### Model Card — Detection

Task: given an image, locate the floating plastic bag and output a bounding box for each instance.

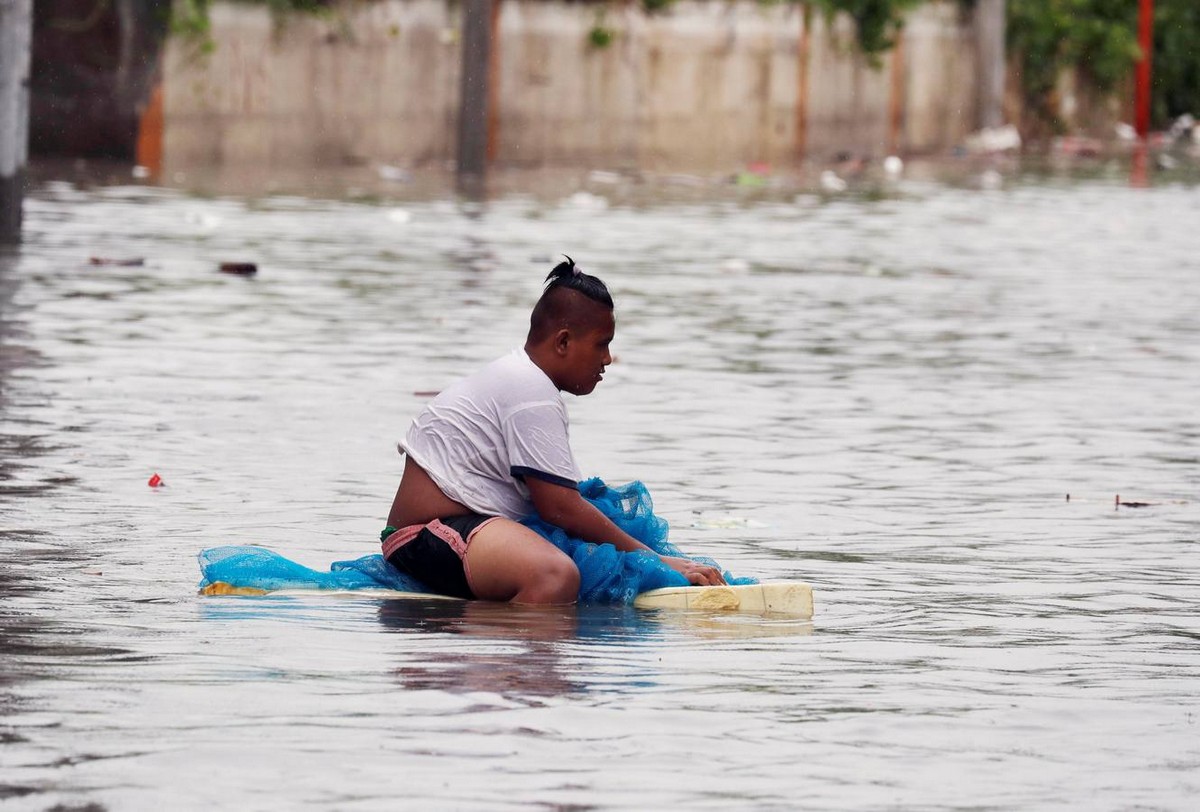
[197,545,431,594]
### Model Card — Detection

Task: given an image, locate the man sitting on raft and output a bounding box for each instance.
[382,258,725,605]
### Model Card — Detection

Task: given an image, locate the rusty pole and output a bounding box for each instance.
[1135,0,1154,138]
[888,32,905,155]
[795,4,812,164]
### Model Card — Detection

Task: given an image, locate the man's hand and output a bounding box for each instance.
[661,556,726,586]
[525,479,728,587]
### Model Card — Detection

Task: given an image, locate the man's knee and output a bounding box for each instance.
[524,554,579,605]
[547,555,581,599]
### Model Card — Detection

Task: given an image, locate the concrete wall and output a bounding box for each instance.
[164,0,460,169]
[162,0,984,173]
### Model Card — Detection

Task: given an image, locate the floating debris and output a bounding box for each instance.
[964,124,1022,154]
[376,164,412,183]
[1167,113,1195,143]
[979,169,1003,191]
[564,191,608,211]
[148,473,165,488]
[1155,153,1179,171]
[735,170,767,188]
[586,170,623,185]
[1053,135,1104,157]
[819,170,847,193]
[89,257,144,267]
[1115,122,1138,142]
[691,513,769,530]
[219,262,258,276]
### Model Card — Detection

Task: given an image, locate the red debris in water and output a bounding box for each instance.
[148,473,164,488]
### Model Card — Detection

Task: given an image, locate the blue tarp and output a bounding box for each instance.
[197,478,754,605]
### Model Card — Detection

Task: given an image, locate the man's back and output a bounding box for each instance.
[401,348,581,520]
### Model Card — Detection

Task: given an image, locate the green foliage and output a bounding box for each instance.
[812,0,923,59]
[169,0,331,51]
[1153,1,1200,125]
[169,0,215,53]
[1009,0,1200,129]
[1008,0,1137,95]
[642,0,674,13]
[588,24,615,49]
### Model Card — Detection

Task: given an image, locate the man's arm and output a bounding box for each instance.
[525,477,726,586]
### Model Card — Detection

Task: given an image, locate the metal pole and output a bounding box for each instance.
[457,0,494,182]
[486,0,501,164]
[888,31,905,154]
[1135,0,1154,138]
[976,0,1006,130]
[1,0,32,244]
[795,4,811,163]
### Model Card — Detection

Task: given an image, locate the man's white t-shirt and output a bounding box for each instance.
[400,348,581,520]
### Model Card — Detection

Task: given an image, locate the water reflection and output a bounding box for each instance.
[379,600,586,698]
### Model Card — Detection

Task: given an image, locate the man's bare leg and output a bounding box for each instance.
[465,519,580,605]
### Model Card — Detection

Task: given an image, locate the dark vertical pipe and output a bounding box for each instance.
[486,0,501,164]
[457,0,494,181]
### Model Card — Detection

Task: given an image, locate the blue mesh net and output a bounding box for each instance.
[197,479,755,604]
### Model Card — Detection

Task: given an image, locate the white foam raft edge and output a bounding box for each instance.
[201,580,814,618]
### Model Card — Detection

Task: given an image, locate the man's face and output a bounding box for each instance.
[562,310,615,396]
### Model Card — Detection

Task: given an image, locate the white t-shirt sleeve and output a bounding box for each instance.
[502,401,580,489]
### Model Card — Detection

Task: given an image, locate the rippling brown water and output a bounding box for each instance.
[2,162,1198,809]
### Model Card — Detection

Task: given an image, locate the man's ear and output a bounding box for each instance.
[553,328,571,356]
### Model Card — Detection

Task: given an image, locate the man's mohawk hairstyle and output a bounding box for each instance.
[544,255,613,309]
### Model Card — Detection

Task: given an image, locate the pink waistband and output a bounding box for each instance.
[381,517,501,561]
[381,524,423,559]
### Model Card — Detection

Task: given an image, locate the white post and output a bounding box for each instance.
[976,0,1006,130]
[1,0,32,243]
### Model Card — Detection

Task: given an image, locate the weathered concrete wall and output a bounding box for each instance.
[162,0,985,173]
[164,0,460,168]
[902,1,979,153]
[495,1,804,170]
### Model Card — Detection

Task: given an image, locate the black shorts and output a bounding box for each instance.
[380,514,499,599]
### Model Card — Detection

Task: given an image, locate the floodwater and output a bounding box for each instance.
[2,160,1198,810]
